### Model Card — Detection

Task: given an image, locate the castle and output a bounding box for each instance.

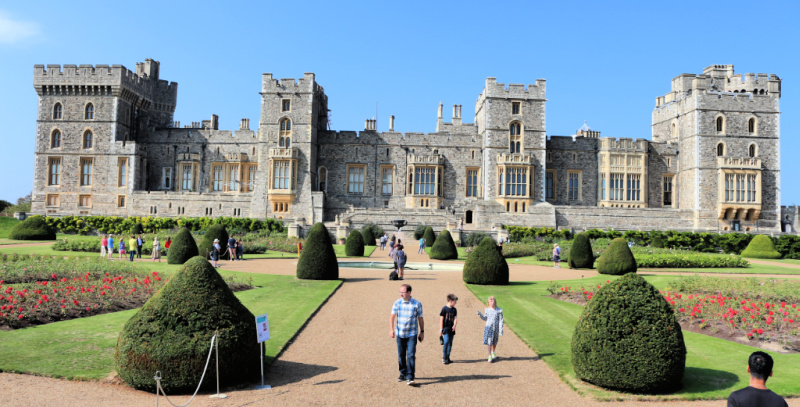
[31,60,792,235]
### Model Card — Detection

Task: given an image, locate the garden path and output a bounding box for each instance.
[747,258,800,269]
[3,242,800,406]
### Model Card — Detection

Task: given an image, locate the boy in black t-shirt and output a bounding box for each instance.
[439,294,458,364]
[727,351,788,407]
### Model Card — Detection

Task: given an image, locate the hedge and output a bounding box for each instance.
[740,234,782,259]
[362,227,376,247]
[198,224,230,259]
[167,228,199,264]
[297,223,339,280]
[9,215,56,240]
[568,232,594,269]
[345,230,365,257]
[41,215,283,236]
[413,225,427,240]
[423,226,436,247]
[463,237,508,285]
[505,225,573,241]
[430,229,458,260]
[596,238,637,275]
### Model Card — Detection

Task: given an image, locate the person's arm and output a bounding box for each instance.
[453,315,457,333]
[390,313,396,338]
[477,310,487,320]
[499,310,504,336]
[439,315,444,337]
[418,316,424,341]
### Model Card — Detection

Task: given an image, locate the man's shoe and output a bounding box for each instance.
[407,378,415,385]
[442,358,447,364]
[398,376,404,382]
[446,357,453,364]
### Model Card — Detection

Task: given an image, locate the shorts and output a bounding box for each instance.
[120,250,126,254]
[552,255,560,262]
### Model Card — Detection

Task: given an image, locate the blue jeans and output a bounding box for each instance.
[442,332,454,360]
[396,336,417,380]
[129,250,135,261]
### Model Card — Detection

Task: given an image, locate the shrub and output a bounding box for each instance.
[9,215,56,240]
[464,232,489,247]
[345,230,365,256]
[413,224,427,240]
[571,273,686,393]
[198,224,230,259]
[362,227,376,247]
[430,229,458,260]
[650,234,664,248]
[596,238,637,275]
[423,226,436,247]
[297,223,339,280]
[775,235,800,259]
[568,232,594,269]
[115,256,258,392]
[740,234,782,259]
[463,237,508,285]
[131,222,144,235]
[584,229,607,240]
[167,228,199,264]
[362,222,384,240]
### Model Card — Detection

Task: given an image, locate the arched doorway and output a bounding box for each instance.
[465,210,473,224]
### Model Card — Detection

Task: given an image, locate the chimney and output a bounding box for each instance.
[240,118,250,130]
[438,101,443,119]
[389,115,395,132]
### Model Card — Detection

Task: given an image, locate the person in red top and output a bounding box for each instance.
[164,237,171,256]
[100,235,108,258]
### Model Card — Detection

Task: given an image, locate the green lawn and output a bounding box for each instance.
[0,270,341,380]
[0,217,20,239]
[467,275,800,401]
[640,262,800,275]
[424,246,469,261]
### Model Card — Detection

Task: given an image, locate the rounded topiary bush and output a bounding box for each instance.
[740,234,782,259]
[9,215,56,240]
[131,222,144,235]
[571,273,686,393]
[651,234,664,248]
[198,224,229,259]
[413,224,426,240]
[423,226,436,247]
[597,237,637,275]
[297,223,339,280]
[463,237,509,285]
[464,232,489,247]
[345,230,365,256]
[167,228,199,264]
[430,229,458,260]
[115,256,259,393]
[362,222,384,241]
[362,227,376,247]
[568,232,594,269]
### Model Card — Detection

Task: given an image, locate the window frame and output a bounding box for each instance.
[53,103,63,120]
[117,195,126,208]
[663,174,674,207]
[281,99,291,112]
[466,167,481,198]
[161,167,173,190]
[48,157,61,186]
[83,130,93,149]
[347,164,366,195]
[46,194,60,207]
[85,103,95,120]
[567,170,581,201]
[80,157,94,187]
[78,194,92,208]
[511,101,521,115]
[118,157,128,187]
[380,165,394,196]
[51,129,62,149]
[545,169,556,200]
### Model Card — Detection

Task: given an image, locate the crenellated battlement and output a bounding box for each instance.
[318,130,481,147]
[657,65,781,107]
[479,77,546,100]
[599,137,649,152]
[261,72,323,94]
[546,135,600,151]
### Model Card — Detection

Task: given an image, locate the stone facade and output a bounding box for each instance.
[31,61,786,234]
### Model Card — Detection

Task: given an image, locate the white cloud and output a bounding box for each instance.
[0,11,40,44]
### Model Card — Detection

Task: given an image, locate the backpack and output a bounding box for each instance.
[389,271,399,280]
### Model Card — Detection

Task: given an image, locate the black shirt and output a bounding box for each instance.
[727,386,788,407]
[440,306,457,334]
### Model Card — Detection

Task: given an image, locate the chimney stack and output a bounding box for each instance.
[389,115,395,132]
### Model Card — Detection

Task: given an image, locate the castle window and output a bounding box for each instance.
[318,167,327,192]
[547,152,552,162]
[83,131,93,149]
[663,175,673,207]
[748,118,756,134]
[716,143,725,157]
[272,160,294,190]
[546,170,556,200]
[568,171,581,201]
[381,165,394,195]
[736,174,745,202]
[749,144,757,158]
[181,163,195,190]
[572,153,577,163]
[671,122,678,139]
[600,173,606,201]
[48,157,61,186]
[243,164,257,192]
[386,148,390,157]
[53,103,62,120]
[78,194,92,208]
[212,165,224,191]
[471,150,475,160]
[466,168,480,198]
[724,173,735,201]
[46,194,60,207]
[347,165,366,194]
[414,166,439,195]
[716,116,725,133]
[509,121,522,153]
[85,103,94,120]
[118,158,127,187]
[51,130,62,148]
[281,99,291,112]
[610,173,623,201]
[228,164,240,192]
[626,174,640,201]
[280,118,292,149]
[162,167,172,190]
[747,174,757,202]
[512,101,521,115]
[117,195,126,208]
[80,157,93,187]
[500,166,528,197]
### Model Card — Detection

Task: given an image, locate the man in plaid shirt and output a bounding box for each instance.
[390,283,425,385]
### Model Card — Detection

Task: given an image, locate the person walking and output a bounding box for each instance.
[552,243,561,268]
[211,238,221,268]
[237,238,244,260]
[107,235,114,260]
[118,239,126,260]
[388,235,396,257]
[136,235,143,259]
[439,294,458,364]
[418,237,425,254]
[390,284,424,386]
[152,236,162,262]
[477,296,504,362]
[228,236,237,261]
[396,244,407,280]
[380,233,387,251]
[128,236,137,261]
[727,351,788,406]
[100,235,107,258]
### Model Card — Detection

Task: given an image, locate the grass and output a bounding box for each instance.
[424,246,469,261]
[467,275,800,400]
[0,217,20,239]
[0,269,341,380]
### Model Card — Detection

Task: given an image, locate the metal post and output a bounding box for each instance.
[254,341,271,389]
[209,331,228,399]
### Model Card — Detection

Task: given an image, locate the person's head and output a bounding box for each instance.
[109,234,113,238]
[446,293,458,307]
[214,238,219,244]
[399,284,412,301]
[131,235,135,239]
[554,243,559,248]
[397,244,403,251]
[487,296,497,308]
[748,351,774,381]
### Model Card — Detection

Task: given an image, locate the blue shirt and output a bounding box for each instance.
[392,297,423,338]
[107,238,114,248]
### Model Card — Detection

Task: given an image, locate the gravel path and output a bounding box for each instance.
[2,234,799,406]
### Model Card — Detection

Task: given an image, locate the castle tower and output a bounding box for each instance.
[474,77,547,212]
[256,73,329,224]
[652,65,781,231]
[31,60,177,216]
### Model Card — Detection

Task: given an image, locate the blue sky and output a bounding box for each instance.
[0,1,797,206]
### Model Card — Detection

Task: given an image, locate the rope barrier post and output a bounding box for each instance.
[209,329,228,399]
[154,371,162,407]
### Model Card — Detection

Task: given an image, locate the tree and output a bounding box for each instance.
[0,200,12,213]
[596,237,637,275]
[297,223,339,280]
[462,237,509,285]
[423,226,436,247]
[345,230,365,256]
[167,228,199,264]
[9,215,56,240]
[198,224,230,260]
[568,232,594,269]
[362,227,376,247]
[430,229,458,260]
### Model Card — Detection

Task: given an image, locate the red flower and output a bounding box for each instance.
[757,328,764,334]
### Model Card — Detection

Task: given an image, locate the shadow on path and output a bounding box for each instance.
[266,360,338,386]
[416,374,512,386]
[453,356,541,364]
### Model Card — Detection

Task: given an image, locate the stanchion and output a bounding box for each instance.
[254,341,271,390]
[209,329,228,399]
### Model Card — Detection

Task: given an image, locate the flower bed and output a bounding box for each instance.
[548,277,800,352]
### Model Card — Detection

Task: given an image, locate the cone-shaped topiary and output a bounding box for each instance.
[9,215,56,240]
[651,234,664,248]
[131,222,144,235]
[596,237,637,275]
[413,224,427,240]
[297,223,339,280]
[568,232,594,269]
[423,226,436,247]
[167,228,199,264]
[740,234,782,259]
[430,229,458,260]
[463,237,509,285]
[362,227,376,247]
[115,256,259,393]
[571,273,686,393]
[345,230,365,256]
[198,224,229,260]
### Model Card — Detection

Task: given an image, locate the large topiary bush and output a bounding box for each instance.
[596,237,637,275]
[345,230,365,256]
[568,232,594,269]
[571,273,686,393]
[198,224,229,259]
[413,224,427,240]
[430,229,458,260]
[650,234,664,248]
[423,226,436,247]
[167,228,199,264]
[463,237,509,285]
[464,232,489,247]
[115,256,259,393]
[131,222,144,235]
[9,215,56,240]
[362,227,376,247]
[362,222,384,241]
[740,234,782,259]
[297,223,339,280]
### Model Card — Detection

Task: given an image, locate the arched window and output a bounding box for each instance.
[749,144,757,158]
[509,121,522,153]
[716,143,725,157]
[760,89,765,95]
[280,118,291,148]
[51,130,61,148]
[716,116,724,133]
[279,137,285,147]
[748,118,756,134]
[671,122,677,139]
[85,103,94,120]
[319,167,327,192]
[53,103,62,120]
[83,131,93,149]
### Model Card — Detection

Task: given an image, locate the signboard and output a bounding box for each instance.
[256,314,270,343]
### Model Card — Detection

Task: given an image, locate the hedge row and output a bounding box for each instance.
[505,226,573,241]
[41,215,283,235]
